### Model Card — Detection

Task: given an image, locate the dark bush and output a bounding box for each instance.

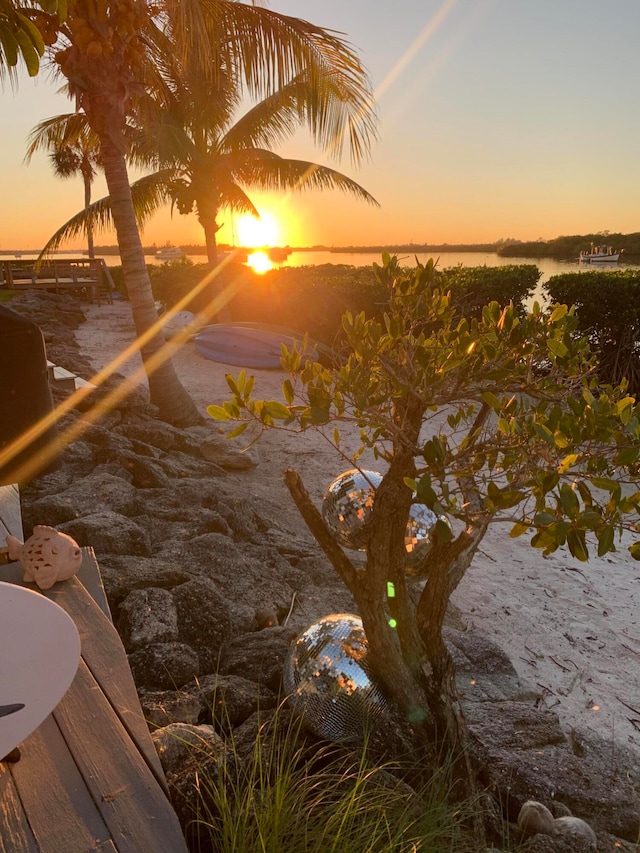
[437,264,540,320]
[544,269,640,393]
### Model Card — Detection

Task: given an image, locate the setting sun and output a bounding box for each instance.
[235,211,279,248]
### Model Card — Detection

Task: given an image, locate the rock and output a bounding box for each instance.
[468,702,640,842]
[151,722,227,840]
[128,642,199,690]
[172,578,234,673]
[59,510,152,557]
[554,816,597,849]
[222,627,296,692]
[96,555,192,607]
[194,674,278,731]
[119,587,179,650]
[200,432,258,470]
[27,472,140,525]
[139,689,203,730]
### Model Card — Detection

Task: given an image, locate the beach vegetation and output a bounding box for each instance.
[24,0,376,425]
[545,268,640,395]
[145,260,538,348]
[210,254,640,823]
[174,706,474,853]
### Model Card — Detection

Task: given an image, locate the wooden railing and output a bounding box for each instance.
[0,259,113,304]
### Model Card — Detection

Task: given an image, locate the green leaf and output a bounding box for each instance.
[534,423,554,445]
[481,391,501,411]
[434,519,454,542]
[549,304,568,323]
[510,522,529,538]
[547,338,568,358]
[567,529,588,561]
[282,378,294,405]
[597,525,615,557]
[629,542,640,561]
[207,405,231,421]
[559,484,580,519]
[265,401,293,420]
[614,447,639,466]
[227,422,248,439]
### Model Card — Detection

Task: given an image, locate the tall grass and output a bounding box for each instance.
[184,709,475,853]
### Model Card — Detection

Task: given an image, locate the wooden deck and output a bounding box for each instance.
[0,488,188,853]
[0,259,113,305]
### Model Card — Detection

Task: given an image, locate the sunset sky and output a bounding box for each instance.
[2,0,640,250]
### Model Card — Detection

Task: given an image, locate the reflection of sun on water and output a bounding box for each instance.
[247,251,272,274]
[235,211,279,274]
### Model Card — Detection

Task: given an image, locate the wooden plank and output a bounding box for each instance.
[0,484,23,564]
[0,762,38,853]
[43,579,166,790]
[76,548,112,621]
[52,661,188,853]
[9,715,113,853]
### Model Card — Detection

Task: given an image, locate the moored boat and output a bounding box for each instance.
[578,244,621,263]
[154,245,184,261]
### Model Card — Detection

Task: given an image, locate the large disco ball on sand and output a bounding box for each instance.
[321,469,383,550]
[283,614,388,742]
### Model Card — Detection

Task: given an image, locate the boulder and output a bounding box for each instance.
[128,642,199,690]
[119,587,179,650]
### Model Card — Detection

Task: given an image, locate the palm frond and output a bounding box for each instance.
[38,169,176,259]
[226,153,379,205]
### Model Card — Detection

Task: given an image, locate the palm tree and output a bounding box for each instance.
[0,0,51,79]
[39,77,379,270]
[32,0,377,426]
[25,113,101,257]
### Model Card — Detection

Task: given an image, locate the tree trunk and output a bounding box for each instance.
[99,138,201,426]
[196,197,231,321]
[82,166,95,259]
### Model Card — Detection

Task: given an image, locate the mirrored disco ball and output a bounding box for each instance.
[283,614,388,742]
[321,469,383,550]
[404,505,452,579]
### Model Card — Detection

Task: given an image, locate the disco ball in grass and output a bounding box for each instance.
[283,614,389,743]
[321,469,383,550]
[404,505,453,579]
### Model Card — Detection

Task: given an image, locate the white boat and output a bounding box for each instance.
[154,245,184,261]
[578,244,621,263]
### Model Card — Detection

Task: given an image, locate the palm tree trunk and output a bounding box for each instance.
[197,200,231,321]
[99,137,201,426]
[82,167,95,259]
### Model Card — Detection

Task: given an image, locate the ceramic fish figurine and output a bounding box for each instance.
[6,525,82,590]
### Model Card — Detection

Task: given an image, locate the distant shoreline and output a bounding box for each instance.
[0,242,500,256]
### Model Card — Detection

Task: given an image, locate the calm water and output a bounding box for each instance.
[8,249,637,306]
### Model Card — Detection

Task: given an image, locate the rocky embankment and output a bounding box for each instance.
[7,291,640,851]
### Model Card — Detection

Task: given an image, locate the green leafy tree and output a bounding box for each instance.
[210,255,640,808]
[29,0,376,424]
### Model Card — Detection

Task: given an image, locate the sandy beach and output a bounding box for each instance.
[75,299,640,754]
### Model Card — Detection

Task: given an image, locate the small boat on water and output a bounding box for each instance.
[578,244,621,263]
[154,245,184,261]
